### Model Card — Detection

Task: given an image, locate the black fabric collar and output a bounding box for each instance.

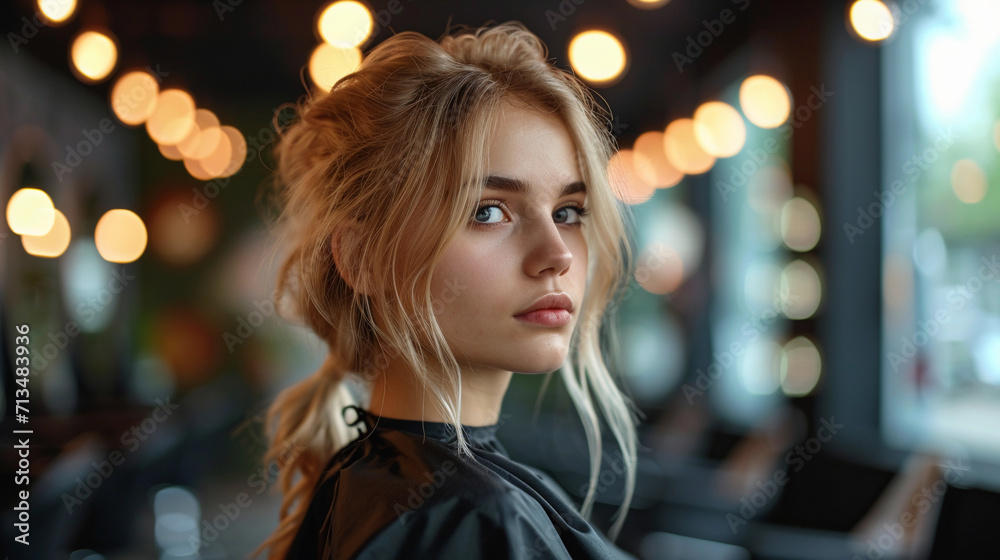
[342,404,502,447]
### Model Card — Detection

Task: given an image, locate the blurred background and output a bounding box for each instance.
[2,0,1000,558]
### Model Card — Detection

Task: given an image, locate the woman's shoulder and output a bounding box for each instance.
[326,427,512,501]
[352,490,569,560]
[296,429,517,558]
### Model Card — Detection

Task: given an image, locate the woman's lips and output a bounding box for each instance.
[514,309,571,327]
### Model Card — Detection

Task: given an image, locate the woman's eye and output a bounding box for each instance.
[474,205,505,225]
[554,205,587,225]
[471,202,589,228]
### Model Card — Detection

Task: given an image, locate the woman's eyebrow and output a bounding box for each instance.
[482,175,586,196]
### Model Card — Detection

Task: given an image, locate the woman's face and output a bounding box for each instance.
[429,100,589,376]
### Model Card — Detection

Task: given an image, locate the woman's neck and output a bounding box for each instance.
[366,352,512,427]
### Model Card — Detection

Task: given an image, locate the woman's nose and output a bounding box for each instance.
[522,216,574,278]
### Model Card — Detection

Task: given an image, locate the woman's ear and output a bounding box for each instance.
[331,219,366,294]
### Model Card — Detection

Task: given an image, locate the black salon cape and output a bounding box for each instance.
[285,405,638,560]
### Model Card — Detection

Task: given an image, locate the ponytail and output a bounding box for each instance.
[252,355,358,559]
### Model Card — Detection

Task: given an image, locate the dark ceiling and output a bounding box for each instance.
[4,0,823,145]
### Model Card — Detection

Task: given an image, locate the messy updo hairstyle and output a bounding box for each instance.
[255,20,640,559]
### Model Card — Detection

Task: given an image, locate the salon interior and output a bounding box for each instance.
[2,0,1000,558]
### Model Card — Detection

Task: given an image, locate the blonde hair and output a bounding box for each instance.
[255,20,640,559]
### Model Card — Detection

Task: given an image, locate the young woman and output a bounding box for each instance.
[255,20,641,560]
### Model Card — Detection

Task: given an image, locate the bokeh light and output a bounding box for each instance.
[663,118,715,174]
[951,158,987,203]
[6,187,55,235]
[608,149,656,204]
[146,89,197,145]
[22,208,71,257]
[741,339,782,395]
[111,70,160,126]
[780,259,822,319]
[633,131,683,188]
[626,0,671,8]
[70,30,118,82]
[95,209,147,263]
[568,30,627,85]
[218,126,247,177]
[309,43,363,92]
[780,336,822,396]
[739,75,792,129]
[149,190,220,266]
[849,0,894,42]
[177,109,222,160]
[192,129,232,178]
[780,196,821,251]
[635,242,684,295]
[317,1,374,48]
[693,101,747,158]
[38,0,77,25]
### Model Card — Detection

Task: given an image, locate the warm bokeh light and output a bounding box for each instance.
[178,109,222,160]
[218,125,247,177]
[739,75,792,129]
[309,43,363,92]
[780,336,822,396]
[693,101,747,158]
[70,30,118,82]
[111,71,160,126]
[608,149,656,204]
[6,187,55,236]
[780,259,822,319]
[158,142,184,161]
[146,89,197,145]
[149,190,219,265]
[317,0,373,48]
[568,30,627,85]
[663,118,715,174]
[635,242,684,294]
[183,158,215,181]
[780,196,821,251]
[22,208,70,257]
[626,0,671,8]
[152,308,222,387]
[194,130,233,178]
[951,159,987,203]
[849,0,894,42]
[38,0,77,24]
[95,209,147,263]
[633,131,683,188]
